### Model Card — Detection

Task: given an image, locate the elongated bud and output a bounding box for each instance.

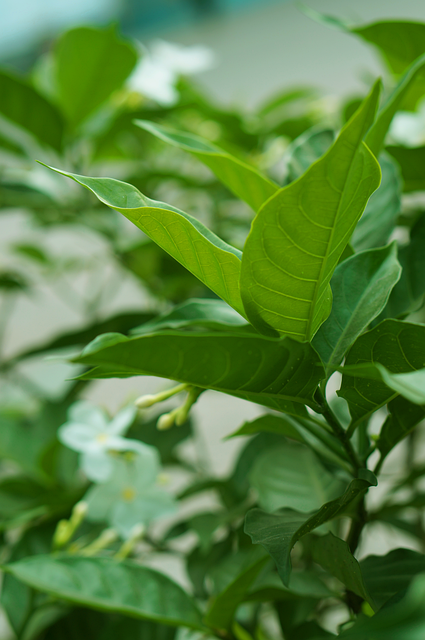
[175,387,203,426]
[135,383,187,409]
[52,520,70,550]
[115,524,145,560]
[80,528,118,556]
[157,409,178,430]
[52,501,88,550]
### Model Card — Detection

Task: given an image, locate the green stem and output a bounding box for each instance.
[346,496,367,554]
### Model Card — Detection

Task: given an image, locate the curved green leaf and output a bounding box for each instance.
[2,555,204,631]
[72,330,324,415]
[387,145,425,192]
[285,127,335,183]
[313,243,401,374]
[135,120,278,212]
[54,26,137,127]
[240,82,381,341]
[338,320,425,428]
[378,395,425,459]
[244,476,376,586]
[41,166,245,316]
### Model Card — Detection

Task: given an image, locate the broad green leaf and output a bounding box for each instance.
[378,396,425,458]
[240,82,381,341]
[360,548,425,610]
[72,330,325,415]
[387,144,425,192]
[135,120,278,212]
[131,299,249,335]
[42,166,245,316]
[249,441,343,512]
[338,320,425,428]
[340,363,425,405]
[0,70,64,150]
[313,243,401,374]
[227,414,306,442]
[311,533,375,609]
[244,477,376,586]
[339,574,425,639]
[204,555,269,631]
[247,569,333,602]
[351,154,401,251]
[2,555,205,631]
[285,128,335,182]
[54,26,137,127]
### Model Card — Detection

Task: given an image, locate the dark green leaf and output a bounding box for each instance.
[244,477,376,585]
[338,320,425,428]
[285,128,335,182]
[0,70,64,150]
[360,548,425,609]
[227,414,305,442]
[247,568,333,602]
[3,555,205,630]
[240,83,381,341]
[54,26,137,127]
[311,533,375,609]
[378,395,425,458]
[135,120,278,212]
[313,243,401,373]
[387,144,425,192]
[72,330,324,415]
[43,166,245,316]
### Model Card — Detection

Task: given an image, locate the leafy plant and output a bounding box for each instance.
[2,13,425,640]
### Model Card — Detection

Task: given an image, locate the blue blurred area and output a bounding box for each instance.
[0,0,286,65]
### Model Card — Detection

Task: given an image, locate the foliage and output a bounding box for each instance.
[1,13,425,640]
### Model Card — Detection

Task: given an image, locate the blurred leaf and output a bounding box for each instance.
[378,395,425,458]
[3,555,205,630]
[135,120,278,212]
[311,533,375,609]
[247,568,333,602]
[240,83,381,340]
[244,477,376,586]
[228,414,305,442]
[129,413,192,465]
[386,145,425,191]
[313,243,401,374]
[249,441,343,512]
[0,270,29,291]
[12,243,52,265]
[54,26,137,127]
[285,128,334,182]
[44,166,245,316]
[338,320,425,428]
[73,330,324,415]
[0,70,64,150]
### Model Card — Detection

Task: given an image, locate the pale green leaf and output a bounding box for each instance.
[135,120,278,212]
[240,83,381,341]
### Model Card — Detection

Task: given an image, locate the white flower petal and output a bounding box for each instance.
[108,405,137,436]
[58,422,100,453]
[80,451,114,482]
[68,401,108,430]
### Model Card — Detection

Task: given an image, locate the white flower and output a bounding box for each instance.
[58,401,149,482]
[83,452,177,538]
[128,40,215,106]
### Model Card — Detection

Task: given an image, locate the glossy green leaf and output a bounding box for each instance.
[228,414,306,442]
[285,128,335,182]
[131,299,249,335]
[240,82,381,341]
[247,568,333,602]
[42,166,245,316]
[249,441,343,512]
[351,154,401,251]
[313,243,401,374]
[135,120,278,212]
[204,555,268,631]
[378,395,425,458]
[72,330,324,415]
[340,363,425,405]
[2,555,205,630]
[339,320,425,427]
[311,533,375,609]
[244,477,376,585]
[360,548,425,610]
[0,70,64,150]
[339,574,425,639]
[386,144,425,192]
[54,26,137,127]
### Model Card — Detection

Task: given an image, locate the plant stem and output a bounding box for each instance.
[346,496,367,554]
[315,389,361,472]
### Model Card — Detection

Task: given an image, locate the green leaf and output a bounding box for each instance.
[360,548,425,610]
[285,128,335,182]
[227,414,306,442]
[54,26,137,127]
[2,555,205,631]
[248,441,343,512]
[351,154,401,251]
[311,533,375,609]
[240,82,381,341]
[135,120,278,212]
[338,320,425,428]
[339,574,425,639]
[247,568,333,602]
[42,166,245,316]
[244,477,376,586]
[386,145,425,192]
[72,330,324,415]
[378,396,425,458]
[313,243,401,374]
[0,70,64,151]
[131,299,249,335]
[204,555,269,631]
[340,363,425,405]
